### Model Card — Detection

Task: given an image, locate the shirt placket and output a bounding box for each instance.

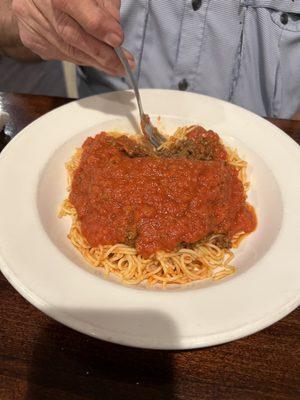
[172,0,209,92]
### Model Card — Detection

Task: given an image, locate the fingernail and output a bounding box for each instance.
[104,33,122,47]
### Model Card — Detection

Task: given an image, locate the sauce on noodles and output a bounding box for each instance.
[69,127,256,258]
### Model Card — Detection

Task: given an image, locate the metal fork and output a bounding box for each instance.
[115,47,165,148]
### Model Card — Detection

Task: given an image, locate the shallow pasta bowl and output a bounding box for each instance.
[0,89,299,349]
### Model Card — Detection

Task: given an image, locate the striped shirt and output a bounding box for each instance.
[78,0,300,118]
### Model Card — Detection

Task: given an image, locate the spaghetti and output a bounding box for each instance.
[59,126,256,287]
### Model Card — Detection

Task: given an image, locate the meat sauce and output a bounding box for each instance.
[70,127,256,258]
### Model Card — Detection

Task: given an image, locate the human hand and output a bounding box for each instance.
[12,0,135,75]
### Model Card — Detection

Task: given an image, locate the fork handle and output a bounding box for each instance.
[115,47,144,119]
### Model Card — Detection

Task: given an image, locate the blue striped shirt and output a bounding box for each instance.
[77,0,300,118]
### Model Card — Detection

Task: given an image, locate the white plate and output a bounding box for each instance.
[0,89,299,350]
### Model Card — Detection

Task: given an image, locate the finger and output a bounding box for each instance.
[14,0,129,73]
[16,1,128,75]
[53,11,136,74]
[17,18,122,75]
[52,0,123,47]
[17,20,68,61]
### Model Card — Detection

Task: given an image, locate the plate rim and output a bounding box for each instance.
[1,249,299,350]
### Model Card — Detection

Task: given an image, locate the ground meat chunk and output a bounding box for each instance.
[210,235,232,249]
[181,234,232,250]
[124,226,138,247]
[116,135,154,157]
[158,138,215,160]
[157,126,228,161]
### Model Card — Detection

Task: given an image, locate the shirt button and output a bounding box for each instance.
[178,79,189,91]
[192,0,202,11]
[280,13,288,25]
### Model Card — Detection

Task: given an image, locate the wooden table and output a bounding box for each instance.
[0,93,299,400]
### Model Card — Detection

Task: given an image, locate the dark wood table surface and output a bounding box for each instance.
[0,92,299,400]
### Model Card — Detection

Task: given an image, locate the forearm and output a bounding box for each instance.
[0,0,40,61]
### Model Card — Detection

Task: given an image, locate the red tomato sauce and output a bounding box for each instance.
[70,129,256,258]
